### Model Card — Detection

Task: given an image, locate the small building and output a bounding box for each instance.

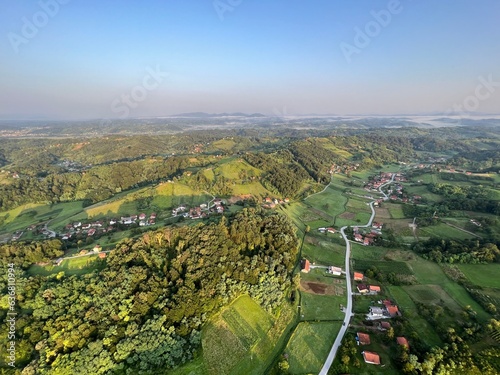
[387,305,400,317]
[328,266,342,276]
[357,284,369,294]
[98,252,107,259]
[356,332,371,345]
[397,337,409,348]
[368,307,385,318]
[369,285,381,294]
[327,227,336,234]
[362,351,381,365]
[378,321,391,331]
[354,272,364,281]
[354,234,363,242]
[139,213,147,220]
[301,259,311,273]
[93,244,102,253]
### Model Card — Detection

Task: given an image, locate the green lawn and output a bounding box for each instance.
[458,264,500,289]
[300,291,346,321]
[285,322,341,374]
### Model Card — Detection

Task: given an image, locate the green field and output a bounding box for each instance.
[27,254,104,277]
[285,322,341,374]
[353,259,414,275]
[305,185,347,220]
[201,295,293,375]
[386,286,442,347]
[408,257,490,322]
[302,235,345,266]
[351,243,388,261]
[458,264,500,288]
[300,291,346,321]
[418,223,476,240]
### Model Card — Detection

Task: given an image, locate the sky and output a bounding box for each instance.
[0,0,499,120]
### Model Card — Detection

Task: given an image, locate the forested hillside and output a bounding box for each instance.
[0,209,298,374]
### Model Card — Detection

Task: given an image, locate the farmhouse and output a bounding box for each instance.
[397,337,409,348]
[362,351,381,365]
[356,332,371,345]
[354,272,364,281]
[354,234,363,242]
[327,227,337,234]
[301,259,311,273]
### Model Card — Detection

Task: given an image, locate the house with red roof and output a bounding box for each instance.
[354,272,364,281]
[301,259,310,273]
[387,305,400,317]
[356,332,371,345]
[397,337,409,348]
[369,285,381,293]
[378,321,391,331]
[362,351,381,365]
[357,284,369,294]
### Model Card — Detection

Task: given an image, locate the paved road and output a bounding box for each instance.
[319,173,394,375]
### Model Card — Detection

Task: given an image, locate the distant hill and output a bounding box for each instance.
[172,112,266,118]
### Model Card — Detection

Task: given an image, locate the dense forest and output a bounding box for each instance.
[0,209,299,374]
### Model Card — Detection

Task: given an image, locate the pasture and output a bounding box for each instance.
[458,264,500,289]
[285,322,341,375]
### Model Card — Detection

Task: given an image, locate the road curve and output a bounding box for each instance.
[319,174,394,375]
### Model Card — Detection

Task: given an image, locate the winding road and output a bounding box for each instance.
[319,173,394,375]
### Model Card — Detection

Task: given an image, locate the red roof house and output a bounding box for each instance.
[397,337,409,348]
[354,272,364,281]
[357,332,371,345]
[362,351,381,365]
[387,305,399,317]
[301,259,311,273]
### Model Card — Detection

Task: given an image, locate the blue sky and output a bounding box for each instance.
[0,0,499,119]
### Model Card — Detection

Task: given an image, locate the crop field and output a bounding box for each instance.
[458,264,500,288]
[202,295,276,375]
[285,322,341,375]
[385,203,406,219]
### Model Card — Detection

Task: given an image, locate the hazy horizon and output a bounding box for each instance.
[1,0,499,120]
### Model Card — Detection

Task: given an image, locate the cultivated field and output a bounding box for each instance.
[285,322,341,374]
